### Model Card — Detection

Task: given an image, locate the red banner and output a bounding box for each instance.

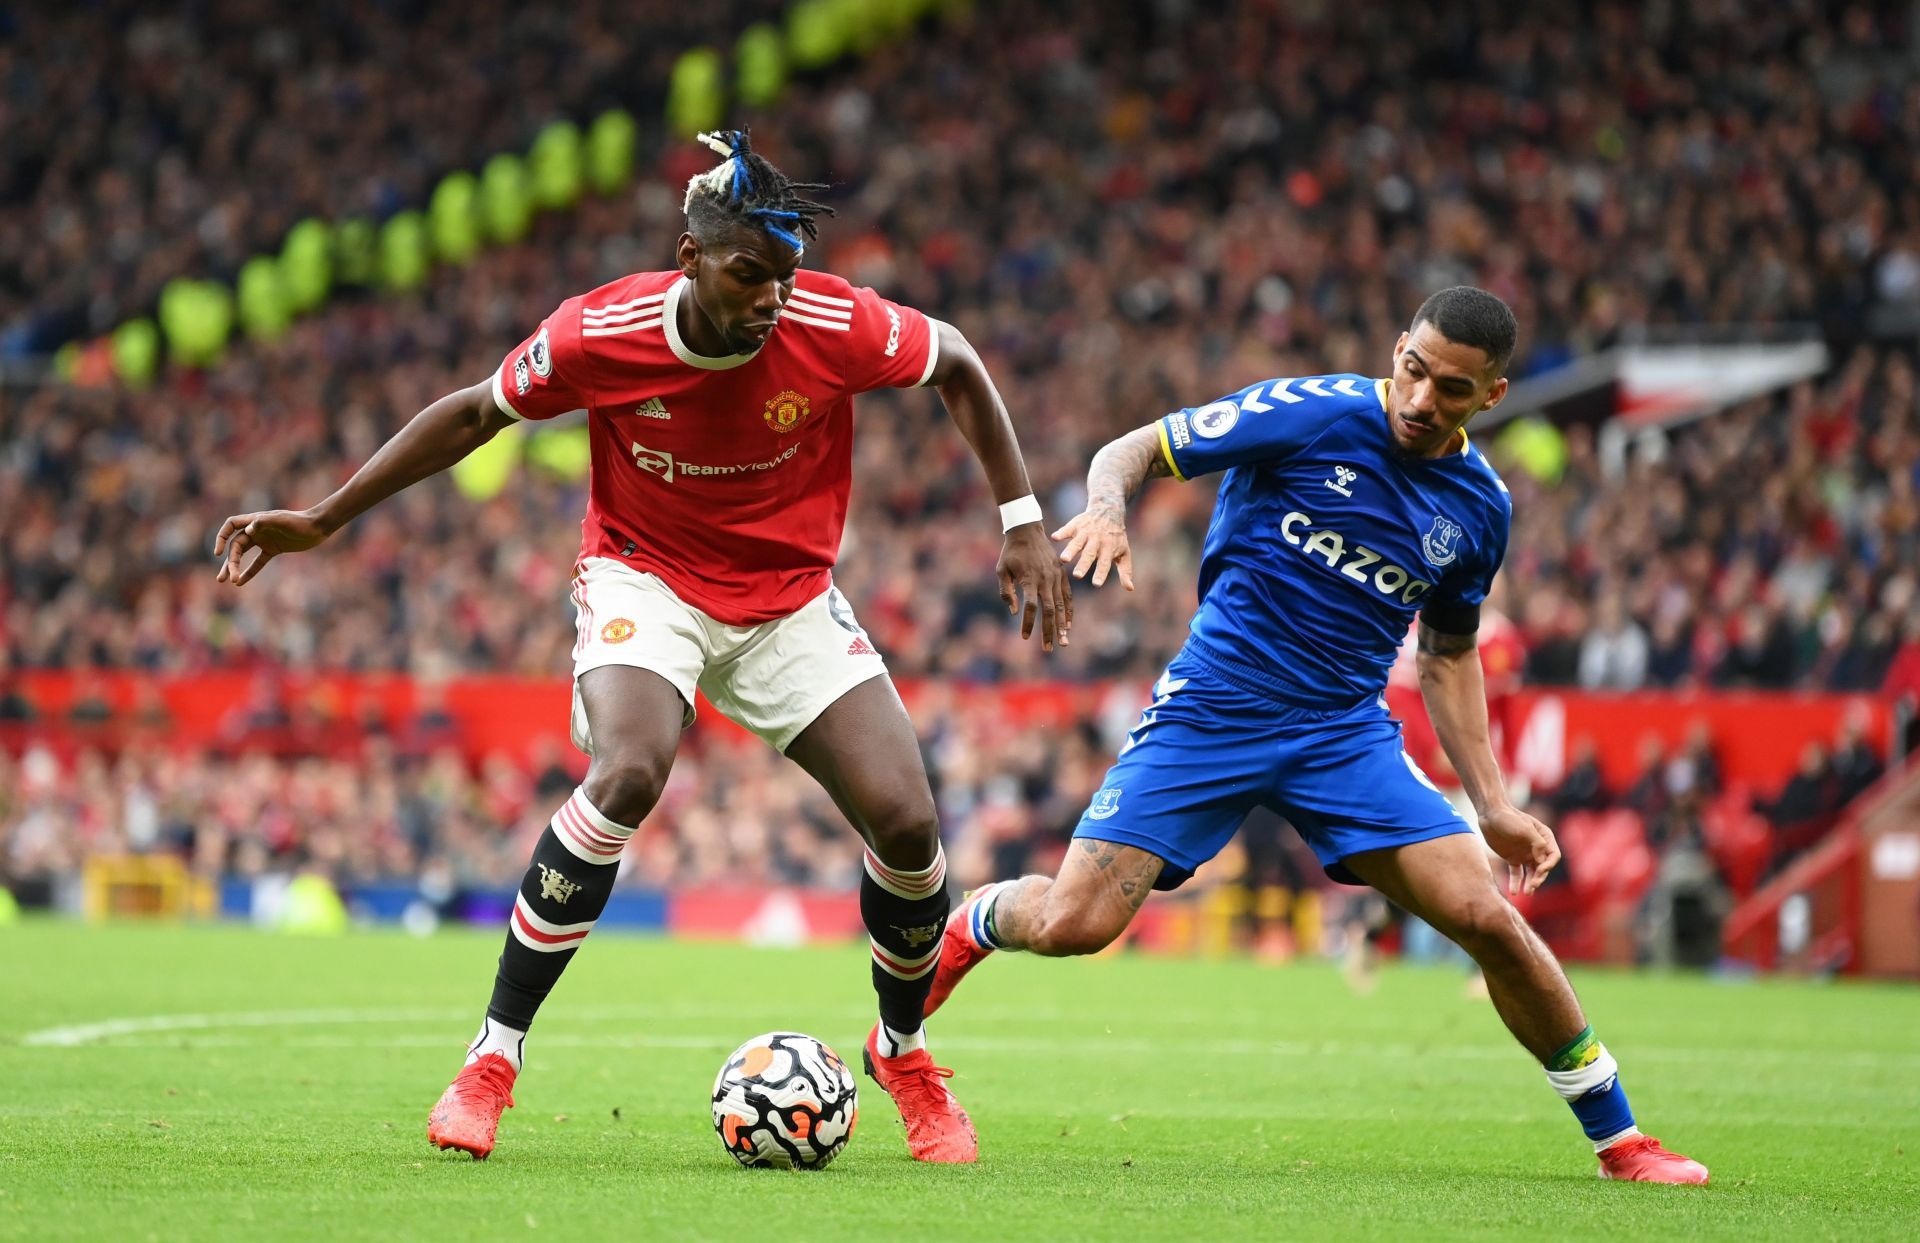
[6,669,1893,793]
[1496,688,1890,793]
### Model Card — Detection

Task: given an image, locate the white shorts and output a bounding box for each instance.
[567,557,887,754]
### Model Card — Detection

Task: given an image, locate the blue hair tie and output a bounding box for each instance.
[726,131,753,202]
[749,208,805,254]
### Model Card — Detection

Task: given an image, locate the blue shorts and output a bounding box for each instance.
[1073,651,1472,889]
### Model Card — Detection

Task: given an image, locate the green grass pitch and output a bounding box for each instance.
[4,920,1917,1241]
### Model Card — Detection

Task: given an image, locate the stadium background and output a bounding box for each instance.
[5,0,1916,976]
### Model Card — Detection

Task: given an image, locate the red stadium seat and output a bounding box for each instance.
[1703,789,1772,898]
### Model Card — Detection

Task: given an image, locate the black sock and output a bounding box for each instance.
[862,846,950,1051]
[486,788,635,1030]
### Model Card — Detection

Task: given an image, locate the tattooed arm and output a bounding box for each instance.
[1414,621,1504,815]
[1417,620,1561,894]
[1051,425,1176,590]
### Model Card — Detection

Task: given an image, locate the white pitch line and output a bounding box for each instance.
[18,1009,1920,1072]
[17,1004,853,1048]
[19,1008,469,1047]
[16,1002,1008,1048]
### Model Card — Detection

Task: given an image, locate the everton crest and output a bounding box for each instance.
[1421,515,1465,567]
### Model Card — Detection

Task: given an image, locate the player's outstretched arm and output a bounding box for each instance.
[1416,621,1561,894]
[925,320,1072,650]
[1051,424,1171,591]
[213,379,514,586]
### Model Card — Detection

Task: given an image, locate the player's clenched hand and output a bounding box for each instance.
[213,509,331,586]
[998,523,1072,651]
[1052,506,1134,592]
[1479,805,1562,896]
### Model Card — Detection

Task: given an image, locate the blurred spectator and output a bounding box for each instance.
[1667,722,1723,805]
[1623,736,1671,824]
[1716,604,1795,689]
[1639,810,1731,970]
[1829,708,1885,804]
[221,673,292,746]
[65,670,116,726]
[1763,742,1843,872]
[0,656,38,723]
[1577,593,1649,690]
[1546,737,1608,817]
[1643,611,1695,689]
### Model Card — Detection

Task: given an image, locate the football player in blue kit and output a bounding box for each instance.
[925,288,1708,1184]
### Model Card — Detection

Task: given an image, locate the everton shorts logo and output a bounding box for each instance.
[1087,788,1122,821]
[1421,515,1465,567]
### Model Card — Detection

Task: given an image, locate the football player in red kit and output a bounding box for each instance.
[213,131,1070,1164]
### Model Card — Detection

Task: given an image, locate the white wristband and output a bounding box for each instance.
[999,495,1043,532]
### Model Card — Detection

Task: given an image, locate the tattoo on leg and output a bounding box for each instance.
[1115,857,1156,911]
[1079,839,1122,872]
[993,876,1041,948]
[1078,840,1159,911]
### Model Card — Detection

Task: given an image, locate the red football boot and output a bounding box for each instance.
[922,887,998,1020]
[863,1026,979,1163]
[427,1052,517,1160]
[1596,1134,1710,1184]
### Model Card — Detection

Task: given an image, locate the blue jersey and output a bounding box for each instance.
[1156,373,1512,706]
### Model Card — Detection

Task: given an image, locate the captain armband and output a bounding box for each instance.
[1419,602,1481,638]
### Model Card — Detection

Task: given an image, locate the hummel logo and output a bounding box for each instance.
[1324,465,1358,497]
[634,397,671,420]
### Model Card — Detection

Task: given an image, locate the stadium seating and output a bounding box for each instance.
[2,0,1914,966]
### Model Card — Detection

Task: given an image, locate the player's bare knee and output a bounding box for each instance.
[581,751,670,825]
[1439,892,1527,959]
[860,793,940,870]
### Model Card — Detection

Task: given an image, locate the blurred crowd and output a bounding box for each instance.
[0,0,786,357]
[1510,356,1920,695]
[4,0,1917,906]
[0,689,1126,894]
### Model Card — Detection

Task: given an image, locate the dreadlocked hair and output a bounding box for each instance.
[683,130,834,256]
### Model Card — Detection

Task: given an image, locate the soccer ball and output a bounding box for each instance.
[711,1031,858,1168]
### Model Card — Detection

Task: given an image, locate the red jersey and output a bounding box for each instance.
[492,269,938,624]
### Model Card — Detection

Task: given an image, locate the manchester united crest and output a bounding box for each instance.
[600,618,636,644]
[763,389,812,434]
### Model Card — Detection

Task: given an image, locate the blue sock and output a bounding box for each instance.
[1544,1027,1639,1150]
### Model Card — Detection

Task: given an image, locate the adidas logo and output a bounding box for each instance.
[847,636,876,657]
[635,397,671,420]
